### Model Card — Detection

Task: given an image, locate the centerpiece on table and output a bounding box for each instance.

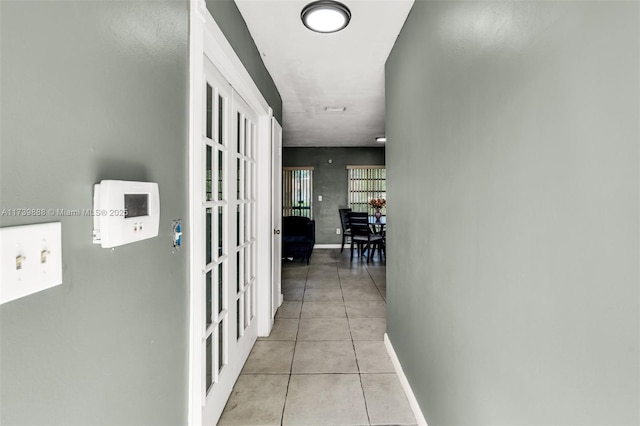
[369,198,386,222]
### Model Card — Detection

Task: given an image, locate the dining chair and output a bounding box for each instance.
[338,208,352,252]
[348,211,383,263]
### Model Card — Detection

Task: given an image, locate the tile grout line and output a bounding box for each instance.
[355,250,388,425]
[336,248,373,426]
[365,262,386,302]
[280,261,310,426]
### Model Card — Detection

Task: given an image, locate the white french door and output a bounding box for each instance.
[189,3,278,424]
[230,91,259,355]
[196,57,258,425]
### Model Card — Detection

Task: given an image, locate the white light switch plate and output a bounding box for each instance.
[0,222,63,304]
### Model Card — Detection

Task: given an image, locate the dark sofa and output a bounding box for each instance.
[282,216,315,264]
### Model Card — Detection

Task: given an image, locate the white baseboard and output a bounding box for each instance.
[384,333,428,426]
[314,244,341,249]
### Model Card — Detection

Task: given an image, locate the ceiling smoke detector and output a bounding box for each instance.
[301,1,351,34]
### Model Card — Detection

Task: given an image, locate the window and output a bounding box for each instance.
[283,167,313,218]
[347,165,386,216]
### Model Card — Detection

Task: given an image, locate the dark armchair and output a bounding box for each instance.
[282,216,315,264]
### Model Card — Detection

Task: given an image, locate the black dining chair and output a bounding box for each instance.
[338,208,352,252]
[348,211,384,263]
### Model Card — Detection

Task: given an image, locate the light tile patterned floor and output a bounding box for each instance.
[218,249,416,426]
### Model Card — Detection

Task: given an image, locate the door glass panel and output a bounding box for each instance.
[236,205,240,246]
[218,321,224,373]
[236,251,240,292]
[218,150,223,201]
[236,298,241,339]
[218,206,223,257]
[218,263,223,314]
[206,270,212,327]
[206,145,212,201]
[237,159,241,199]
[243,118,248,156]
[218,95,224,145]
[206,208,212,264]
[205,334,213,391]
[237,112,241,154]
[206,84,212,139]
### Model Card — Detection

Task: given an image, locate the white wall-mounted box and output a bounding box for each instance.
[0,222,63,304]
[92,180,160,248]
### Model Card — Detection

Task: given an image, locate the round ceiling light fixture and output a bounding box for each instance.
[301,1,351,33]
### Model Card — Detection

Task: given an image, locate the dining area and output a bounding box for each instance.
[338,198,387,263]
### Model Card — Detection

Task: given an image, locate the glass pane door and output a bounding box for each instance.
[202,66,229,397]
[232,93,257,344]
[199,58,260,425]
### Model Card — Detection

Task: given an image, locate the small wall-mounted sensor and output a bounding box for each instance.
[172,220,182,250]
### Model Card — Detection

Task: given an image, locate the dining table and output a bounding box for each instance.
[368,216,386,235]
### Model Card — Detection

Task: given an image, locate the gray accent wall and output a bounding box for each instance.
[0,0,281,424]
[385,2,639,425]
[206,0,283,124]
[0,1,189,424]
[0,2,189,424]
[283,147,385,245]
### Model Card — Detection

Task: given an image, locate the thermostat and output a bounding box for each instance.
[93,180,160,248]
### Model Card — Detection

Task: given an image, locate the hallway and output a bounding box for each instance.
[218,249,416,425]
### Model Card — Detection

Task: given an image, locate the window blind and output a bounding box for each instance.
[347,166,386,216]
[283,167,313,218]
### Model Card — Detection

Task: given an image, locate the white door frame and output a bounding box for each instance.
[188,0,275,424]
[271,118,284,317]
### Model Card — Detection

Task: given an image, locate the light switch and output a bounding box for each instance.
[0,222,63,304]
[318,195,322,202]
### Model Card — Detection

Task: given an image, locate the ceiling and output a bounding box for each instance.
[234,0,414,148]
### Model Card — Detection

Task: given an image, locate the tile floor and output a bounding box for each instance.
[218,249,416,426]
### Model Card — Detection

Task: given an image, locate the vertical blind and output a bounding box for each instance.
[283,167,313,218]
[347,166,386,215]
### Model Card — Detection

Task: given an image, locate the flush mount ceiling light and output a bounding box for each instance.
[301,1,351,33]
[375,137,387,143]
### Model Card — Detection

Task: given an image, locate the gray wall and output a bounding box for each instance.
[386,2,639,425]
[0,1,281,424]
[0,2,189,424]
[283,147,385,245]
[206,0,283,124]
